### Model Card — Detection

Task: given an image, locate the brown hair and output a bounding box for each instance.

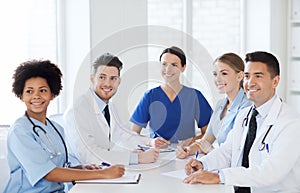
[214,53,245,88]
[159,46,186,67]
[92,53,123,76]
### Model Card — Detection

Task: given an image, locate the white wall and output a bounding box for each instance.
[58,0,91,111]
[60,0,148,120]
[243,0,287,100]
[60,0,290,112]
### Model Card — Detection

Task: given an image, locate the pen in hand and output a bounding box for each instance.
[190,150,200,173]
[101,162,111,167]
[137,144,151,151]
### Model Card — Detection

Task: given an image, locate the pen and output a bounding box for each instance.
[195,150,199,159]
[191,150,200,172]
[137,144,151,151]
[101,162,111,167]
[266,144,269,153]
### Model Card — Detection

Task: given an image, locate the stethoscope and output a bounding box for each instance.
[242,107,273,152]
[25,111,70,168]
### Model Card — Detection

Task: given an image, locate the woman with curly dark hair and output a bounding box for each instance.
[4,60,124,193]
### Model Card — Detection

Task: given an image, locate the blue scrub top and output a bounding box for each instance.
[4,116,66,193]
[206,88,252,145]
[130,86,213,142]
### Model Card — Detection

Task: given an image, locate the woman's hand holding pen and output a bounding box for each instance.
[100,165,125,179]
[138,148,160,163]
[150,137,170,148]
[176,142,200,159]
[176,145,190,159]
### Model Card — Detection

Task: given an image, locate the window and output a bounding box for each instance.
[147,0,241,106]
[0,0,58,124]
[193,0,241,58]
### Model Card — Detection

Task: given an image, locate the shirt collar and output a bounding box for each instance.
[91,89,108,112]
[228,88,247,112]
[218,88,246,113]
[254,94,277,119]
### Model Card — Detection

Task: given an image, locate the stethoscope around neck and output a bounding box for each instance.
[242,107,273,152]
[25,111,70,168]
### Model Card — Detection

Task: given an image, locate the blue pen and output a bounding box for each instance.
[137,144,151,151]
[101,162,111,167]
[195,150,199,159]
[191,150,200,172]
[266,144,269,153]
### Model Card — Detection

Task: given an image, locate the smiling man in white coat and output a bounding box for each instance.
[63,53,159,166]
[184,51,300,193]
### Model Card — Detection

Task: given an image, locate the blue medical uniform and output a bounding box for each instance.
[4,116,66,193]
[206,88,252,145]
[130,86,213,142]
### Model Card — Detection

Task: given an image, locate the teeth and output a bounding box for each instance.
[102,88,111,92]
[32,102,42,105]
[248,89,258,92]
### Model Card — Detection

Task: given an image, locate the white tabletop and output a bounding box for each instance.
[69,152,234,193]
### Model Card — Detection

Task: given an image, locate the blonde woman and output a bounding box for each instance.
[177,53,252,158]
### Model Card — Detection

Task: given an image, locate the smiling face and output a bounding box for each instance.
[243,61,280,107]
[160,53,186,84]
[21,77,54,120]
[213,61,243,95]
[90,65,121,103]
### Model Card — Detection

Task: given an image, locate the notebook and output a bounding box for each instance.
[75,173,141,184]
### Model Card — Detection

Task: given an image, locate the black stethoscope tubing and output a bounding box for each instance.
[25,111,69,167]
[258,125,273,151]
[242,107,273,151]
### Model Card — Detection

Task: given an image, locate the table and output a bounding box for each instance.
[69,152,234,193]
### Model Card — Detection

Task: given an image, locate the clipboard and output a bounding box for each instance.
[75,173,141,184]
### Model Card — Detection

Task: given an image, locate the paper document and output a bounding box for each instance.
[127,151,176,171]
[76,173,141,184]
[161,169,187,180]
[137,145,175,153]
[159,147,175,153]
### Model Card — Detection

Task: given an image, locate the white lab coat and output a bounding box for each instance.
[200,96,300,193]
[63,88,147,165]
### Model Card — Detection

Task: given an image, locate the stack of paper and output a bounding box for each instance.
[75,173,141,184]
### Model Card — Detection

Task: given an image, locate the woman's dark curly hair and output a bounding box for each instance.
[12,60,63,99]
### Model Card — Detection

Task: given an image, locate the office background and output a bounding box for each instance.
[0,0,299,191]
[1,0,299,125]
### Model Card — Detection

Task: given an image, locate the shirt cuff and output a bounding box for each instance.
[129,153,139,165]
[218,170,225,184]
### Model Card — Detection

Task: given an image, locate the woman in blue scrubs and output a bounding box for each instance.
[176,53,252,158]
[4,60,125,193]
[130,46,213,148]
